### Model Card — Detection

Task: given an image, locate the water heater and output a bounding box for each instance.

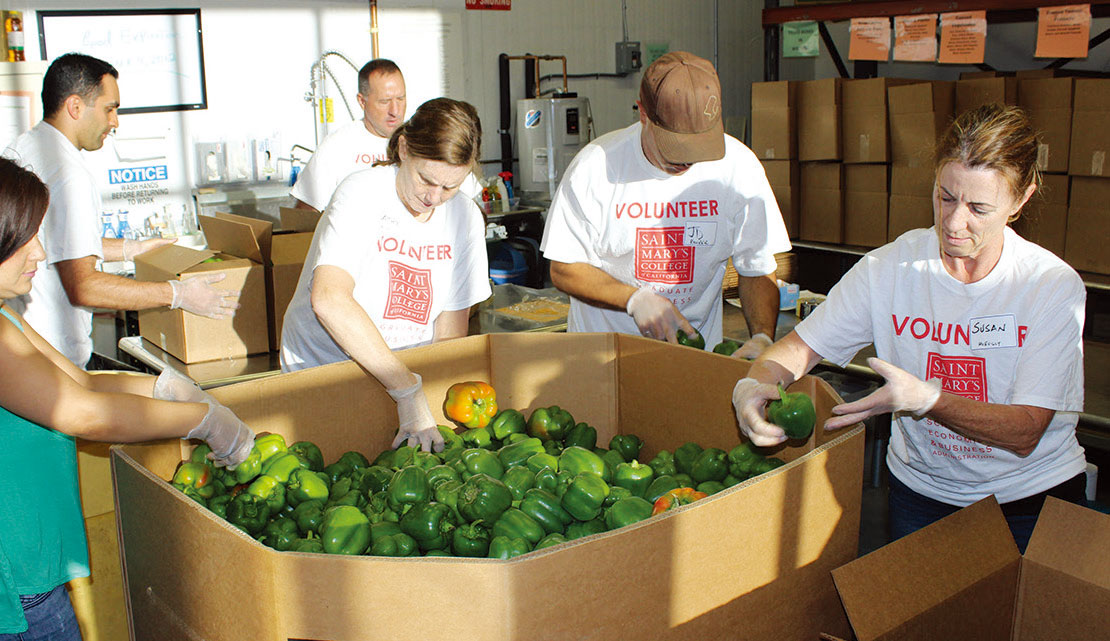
[515,94,590,200]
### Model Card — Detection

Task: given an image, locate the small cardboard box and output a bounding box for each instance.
[829,496,1110,641]
[841,78,914,164]
[799,78,842,161]
[270,207,320,350]
[955,76,1018,115]
[134,215,268,363]
[800,161,844,243]
[752,80,796,160]
[887,82,953,170]
[1068,79,1110,178]
[1065,176,1110,275]
[887,193,933,242]
[112,333,865,641]
[763,159,800,238]
[890,162,935,197]
[1018,77,1074,173]
[844,164,889,248]
[1011,173,1068,258]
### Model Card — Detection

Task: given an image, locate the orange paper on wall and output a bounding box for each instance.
[1035,4,1091,58]
[849,17,891,61]
[893,14,938,62]
[938,10,986,64]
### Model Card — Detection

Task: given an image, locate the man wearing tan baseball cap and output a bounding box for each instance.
[540,51,791,356]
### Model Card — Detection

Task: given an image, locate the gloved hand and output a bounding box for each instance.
[732,332,774,360]
[732,377,789,446]
[824,357,942,431]
[169,272,239,320]
[388,373,445,452]
[152,367,212,404]
[186,399,255,468]
[122,237,174,262]
[626,286,692,343]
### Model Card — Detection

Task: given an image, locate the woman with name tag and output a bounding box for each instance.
[280,98,490,453]
[0,157,254,639]
[732,104,1087,551]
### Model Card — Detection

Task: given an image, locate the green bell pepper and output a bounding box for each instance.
[246,474,287,513]
[233,447,263,485]
[600,449,625,483]
[462,427,494,450]
[172,461,217,499]
[559,446,607,479]
[262,452,308,484]
[645,475,682,503]
[437,425,465,453]
[488,535,530,559]
[767,385,817,439]
[369,532,418,557]
[526,452,559,474]
[501,466,536,501]
[292,498,326,534]
[387,465,430,512]
[560,472,610,522]
[492,507,545,545]
[543,439,564,457]
[339,450,371,471]
[696,480,726,495]
[613,461,654,498]
[676,328,706,350]
[452,448,504,480]
[608,434,643,463]
[363,491,400,524]
[412,451,441,470]
[690,447,729,484]
[226,492,271,535]
[458,473,513,523]
[433,480,464,522]
[673,442,704,476]
[488,409,527,441]
[399,501,457,551]
[286,467,330,507]
[320,505,371,555]
[603,485,633,508]
[425,464,461,490]
[565,518,607,540]
[533,532,568,550]
[323,461,353,484]
[604,496,654,530]
[563,422,597,450]
[519,488,573,535]
[727,442,762,478]
[504,433,530,444]
[189,443,213,464]
[207,494,231,520]
[389,446,416,470]
[260,516,299,551]
[722,474,743,488]
[290,534,325,554]
[253,433,288,466]
[527,406,574,441]
[672,473,695,488]
[648,450,677,477]
[751,457,786,476]
[352,465,395,495]
[288,440,325,472]
[497,437,545,469]
[369,521,402,544]
[451,520,492,557]
[712,339,741,356]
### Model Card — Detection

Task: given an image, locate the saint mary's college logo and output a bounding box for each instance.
[384,261,432,324]
[925,353,987,402]
[635,227,693,284]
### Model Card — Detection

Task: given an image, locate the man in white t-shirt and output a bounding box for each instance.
[3,54,238,368]
[540,52,791,354]
[290,59,407,213]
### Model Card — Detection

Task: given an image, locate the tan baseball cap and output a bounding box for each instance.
[639,51,725,164]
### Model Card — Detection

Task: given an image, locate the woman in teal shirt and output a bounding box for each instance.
[0,157,255,639]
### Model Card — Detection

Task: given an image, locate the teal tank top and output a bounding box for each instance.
[0,306,89,634]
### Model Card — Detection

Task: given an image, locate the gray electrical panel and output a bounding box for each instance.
[615,41,642,75]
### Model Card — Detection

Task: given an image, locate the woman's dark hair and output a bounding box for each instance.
[0,158,49,264]
[42,53,118,119]
[377,98,481,170]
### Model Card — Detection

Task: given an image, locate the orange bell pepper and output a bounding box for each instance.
[650,487,708,515]
[443,381,498,429]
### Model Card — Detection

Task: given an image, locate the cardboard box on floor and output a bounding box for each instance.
[1018,77,1073,174]
[763,159,800,238]
[1068,79,1110,178]
[1065,176,1110,275]
[844,164,888,248]
[799,78,842,161]
[134,214,268,363]
[271,207,320,350]
[800,161,844,243]
[751,80,796,160]
[827,496,1110,641]
[111,333,865,641]
[1011,173,1068,258]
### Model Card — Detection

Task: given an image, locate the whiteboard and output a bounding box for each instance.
[37,9,207,114]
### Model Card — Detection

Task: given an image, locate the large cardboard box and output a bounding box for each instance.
[270,207,320,350]
[829,496,1110,641]
[112,333,865,641]
[890,163,934,197]
[800,162,844,243]
[134,215,268,362]
[798,78,842,161]
[1068,79,1110,178]
[844,164,889,248]
[887,194,933,242]
[841,78,914,164]
[751,80,796,160]
[955,76,1017,115]
[888,82,952,200]
[1018,77,1073,174]
[1011,173,1068,258]
[1065,176,1110,274]
[763,159,800,238]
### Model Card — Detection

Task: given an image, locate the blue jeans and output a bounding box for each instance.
[888,472,1087,554]
[0,586,82,641]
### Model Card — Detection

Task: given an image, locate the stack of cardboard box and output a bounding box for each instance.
[1012,73,1073,259]
[798,78,844,243]
[1064,78,1110,275]
[887,81,954,241]
[751,80,799,237]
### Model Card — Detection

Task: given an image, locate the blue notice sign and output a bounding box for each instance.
[108,165,168,184]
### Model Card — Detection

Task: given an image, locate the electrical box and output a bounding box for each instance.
[615,41,642,75]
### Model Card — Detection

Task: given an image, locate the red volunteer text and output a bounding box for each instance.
[377,237,453,261]
[355,152,388,165]
[615,199,719,219]
[891,315,1027,347]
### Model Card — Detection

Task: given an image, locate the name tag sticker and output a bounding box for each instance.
[683,221,716,247]
[968,314,1017,350]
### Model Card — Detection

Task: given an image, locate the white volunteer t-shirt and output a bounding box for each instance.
[795,227,1086,504]
[3,122,104,367]
[280,165,491,371]
[540,122,791,348]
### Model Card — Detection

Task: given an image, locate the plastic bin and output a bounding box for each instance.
[488,242,529,285]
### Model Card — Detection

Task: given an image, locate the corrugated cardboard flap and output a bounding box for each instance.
[279,206,322,232]
[199,213,267,263]
[832,496,1021,641]
[133,243,215,279]
[1023,497,1110,590]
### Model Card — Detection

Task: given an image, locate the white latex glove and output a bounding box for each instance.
[152,367,212,404]
[169,272,240,320]
[824,357,942,431]
[732,332,774,360]
[122,237,174,261]
[186,399,255,468]
[387,373,445,452]
[732,377,789,446]
[626,286,692,343]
